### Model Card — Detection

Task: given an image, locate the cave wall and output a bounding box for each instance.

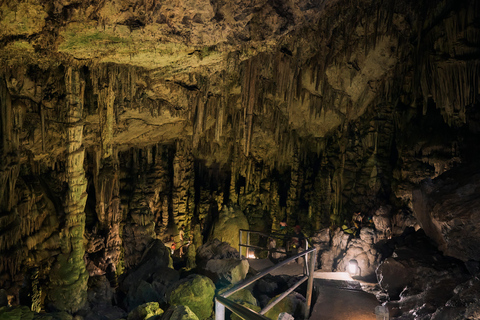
[0,0,479,312]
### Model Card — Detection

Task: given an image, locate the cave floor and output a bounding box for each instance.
[309,285,379,320]
[248,259,381,319]
[247,258,306,276]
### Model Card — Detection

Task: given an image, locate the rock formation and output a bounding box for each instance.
[0,0,479,318]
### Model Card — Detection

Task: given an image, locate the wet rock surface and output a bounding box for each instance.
[413,165,480,262]
[376,229,472,319]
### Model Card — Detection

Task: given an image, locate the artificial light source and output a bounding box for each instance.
[246,249,256,259]
[347,259,360,277]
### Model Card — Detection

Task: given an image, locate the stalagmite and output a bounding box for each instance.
[172,140,194,227]
[46,67,88,313]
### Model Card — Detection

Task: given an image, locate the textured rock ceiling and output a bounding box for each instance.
[1,0,449,164]
[0,0,479,315]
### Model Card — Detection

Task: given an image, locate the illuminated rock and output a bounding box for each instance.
[127,302,163,320]
[168,274,215,320]
[163,305,199,320]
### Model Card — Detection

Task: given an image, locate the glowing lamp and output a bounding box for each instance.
[347,259,361,277]
[246,249,256,259]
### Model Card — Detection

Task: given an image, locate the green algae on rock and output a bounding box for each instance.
[168,274,215,320]
[127,302,164,320]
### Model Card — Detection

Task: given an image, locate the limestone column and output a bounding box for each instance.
[47,67,88,312]
[172,140,193,228]
[94,72,122,277]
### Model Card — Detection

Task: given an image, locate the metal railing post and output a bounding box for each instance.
[239,230,242,256]
[305,250,316,320]
[215,298,226,320]
[247,231,250,257]
[304,241,309,276]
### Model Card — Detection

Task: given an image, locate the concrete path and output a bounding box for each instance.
[248,258,305,276]
[247,259,381,320]
[309,284,379,320]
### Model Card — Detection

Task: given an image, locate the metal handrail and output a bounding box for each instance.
[215,295,270,320]
[215,247,317,320]
[239,229,311,275]
[239,229,312,253]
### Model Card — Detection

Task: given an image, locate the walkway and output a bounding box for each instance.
[310,283,379,320]
[248,258,305,276]
[248,259,381,320]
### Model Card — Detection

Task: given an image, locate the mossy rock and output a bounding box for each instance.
[211,206,249,251]
[218,286,258,307]
[127,302,163,320]
[168,274,215,320]
[264,292,305,320]
[163,305,199,320]
[218,286,260,320]
[32,311,73,320]
[204,259,249,286]
[230,302,261,320]
[0,306,34,320]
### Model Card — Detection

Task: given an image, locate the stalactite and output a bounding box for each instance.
[98,80,115,159]
[192,93,204,148]
[242,59,256,157]
[215,102,224,142]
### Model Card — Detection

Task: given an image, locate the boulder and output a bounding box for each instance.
[253,275,300,311]
[162,305,199,320]
[0,306,34,320]
[168,274,215,320]
[431,276,480,320]
[120,240,178,310]
[218,287,260,320]
[336,228,380,278]
[127,302,163,320]
[196,239,240,261]
[196,239,249,286]
[412,165,480,261]
[85,306,127,320]
[87,276,114,309]
[203,259,249,286]
[122,267,179,310]
[263,292,306,320]
[376,229,470,313]
[376,257,413,299]
[210,206,249,251]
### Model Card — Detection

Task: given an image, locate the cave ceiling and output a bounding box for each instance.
[1,0,477,167]
[0,0,478,225]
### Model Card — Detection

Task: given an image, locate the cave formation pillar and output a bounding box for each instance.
[47,67,88,312]
[0,77,19,213]
[286,150,300,226]
[172,140,194,230]
[94,71,122,276]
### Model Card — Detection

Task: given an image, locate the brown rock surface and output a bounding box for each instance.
[413,165,480,262]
